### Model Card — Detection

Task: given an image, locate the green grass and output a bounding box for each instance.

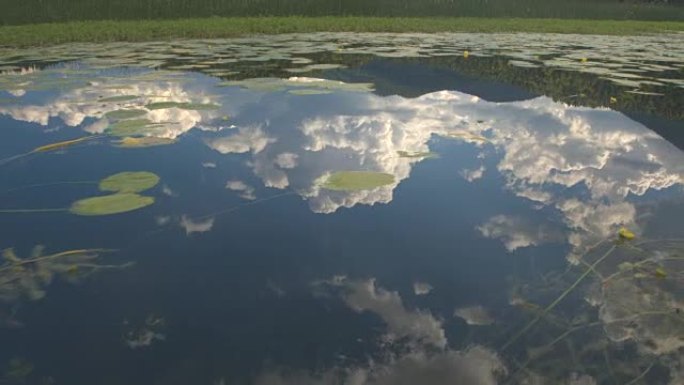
[1,17,683,47]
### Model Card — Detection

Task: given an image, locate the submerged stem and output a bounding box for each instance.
[0,181,96,196]
[0,208,67,214]
[501,244,617,351]
[624,361,655,385]
[0,248,115,273]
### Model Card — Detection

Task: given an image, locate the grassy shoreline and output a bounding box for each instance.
[1,17,683,48]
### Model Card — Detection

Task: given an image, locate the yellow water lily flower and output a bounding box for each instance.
[618,227,635,240]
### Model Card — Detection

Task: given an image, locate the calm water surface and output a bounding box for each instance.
[0,33,682,385]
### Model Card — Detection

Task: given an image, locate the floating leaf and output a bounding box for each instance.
[70,193,154,216]
[114,137,176,148]
[99,95,138,102]
[618,227,635,240]
[397,150,438,159]
[99,171,160,193]
[654,267,667,279]
[31,136,94,153]
[145,102,219,110]
[322,171,395,191]
[107,119,156,137]
[105,109,147,120]
[288,89,332,95]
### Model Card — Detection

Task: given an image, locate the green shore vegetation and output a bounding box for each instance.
[1,17,683,48]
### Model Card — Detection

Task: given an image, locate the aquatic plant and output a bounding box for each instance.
[0,136,101,167]
[104,109,148,120]
[113,136,176,148]
[321,171,395,191]
[0,171,160,216]
[145,101,219,110]
[98,171,160,193]
[499,230,684,384]
[0,246,128,303]
[69,193,155,216]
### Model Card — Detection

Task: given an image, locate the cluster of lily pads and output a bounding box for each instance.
[0,33,680,92]
[0,171,160,216]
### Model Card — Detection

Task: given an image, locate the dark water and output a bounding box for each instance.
[0,34,683,385]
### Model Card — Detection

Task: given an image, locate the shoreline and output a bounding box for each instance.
[1,17,683,48]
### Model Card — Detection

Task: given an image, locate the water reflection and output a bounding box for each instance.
[0,58,682,384]
[1,67,683,257]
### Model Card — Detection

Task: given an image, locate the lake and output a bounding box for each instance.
[0,33,683,385]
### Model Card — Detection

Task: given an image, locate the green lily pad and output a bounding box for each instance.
[107,119,156,137]
[288,89,333,95]
[99,95,139,102]
[397,151,438,159]
[322,171,395,191]
[114,137,176,148]
[99,171,160,193]
[70,193,154,216]
[105,109,147,120]
[145,101,219,110]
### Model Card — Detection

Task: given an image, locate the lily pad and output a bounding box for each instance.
[145,102,219,110]
[99,171,160,193]
[288,89,333,95]
[107,119,156,137]
[105,109,147,120]
[100,95,138,102]
[114,137,176,148]
[397,151,438,159]
[31,136,94,153]
[70,193,154,216]
[322,171,395,191]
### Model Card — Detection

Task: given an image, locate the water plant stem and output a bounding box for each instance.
[501,244,617,351]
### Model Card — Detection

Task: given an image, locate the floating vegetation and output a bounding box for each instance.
[287,89,333,95]
[113,136,176,148]
[0,136,100,167]
[99,95,138,102]
[0,246,128,303]
[98,171,160,193]
[0,171,159,216]
[220,77,374,93]
[104,109,148,120]
[31,136,97,153]
[69,193,155,216]
[322,171,395,191]
[106,118,158,137]
[145,101,219,110]
[443,131,490,143]
[397,150,438,159]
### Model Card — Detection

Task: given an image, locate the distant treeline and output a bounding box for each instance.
[1,0,682,25]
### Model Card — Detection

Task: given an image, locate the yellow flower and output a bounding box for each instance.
[618,227,635,240]
[463,50,470,59]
